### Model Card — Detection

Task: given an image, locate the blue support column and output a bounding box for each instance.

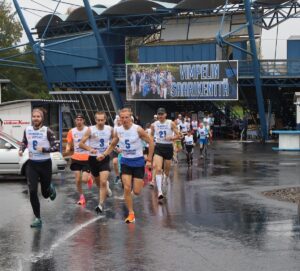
[82,0,123,109]
[12,0,52,90]
[244,0,268,141]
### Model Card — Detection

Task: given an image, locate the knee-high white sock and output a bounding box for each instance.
[156,174,162,194]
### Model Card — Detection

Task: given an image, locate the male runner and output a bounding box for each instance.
[151,107,180,200]
[79,112,113,213]
[112,115,122,184]
[19,108,58,228]
[98,108,154,223]
[184,129,194,166]
[197,122,209,158]
[65,114,92,205]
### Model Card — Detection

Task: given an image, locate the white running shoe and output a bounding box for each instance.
[107,181,112,197]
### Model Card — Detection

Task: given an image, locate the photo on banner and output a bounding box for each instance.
[126,61,238,101]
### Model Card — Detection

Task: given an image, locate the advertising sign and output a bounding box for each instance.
[126,61,238,101]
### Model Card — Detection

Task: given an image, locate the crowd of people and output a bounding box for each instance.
[19,107,214,228]
[129,68,174,99]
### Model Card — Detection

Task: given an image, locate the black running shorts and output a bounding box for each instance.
[154,143,173,160]
[88,156,110,177]
[121,164,145,179]
[70,159,90,172]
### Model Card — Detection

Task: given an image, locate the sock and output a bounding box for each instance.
[156,174,162,193]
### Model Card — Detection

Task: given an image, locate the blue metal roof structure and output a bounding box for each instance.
[2,0,300,140]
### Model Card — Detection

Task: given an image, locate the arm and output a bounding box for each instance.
[41,128,59,153]
[98,132,119,161]
[19,130,28,156]
[167,121,180,141]
[79,128,96,154]
[138,127,154,167]
[65,130,73,154]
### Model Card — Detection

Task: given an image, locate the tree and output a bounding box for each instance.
[0,1,49,102]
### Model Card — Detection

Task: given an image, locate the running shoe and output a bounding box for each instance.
[107,181,112,197]
[125,213,135,223]
[87,175,93,189]
[77,194,86,205]
[30,218,42,228]
[158,192,164,200]
[114,176,120,184]
[95,204,103,214]
[49,183,56,201]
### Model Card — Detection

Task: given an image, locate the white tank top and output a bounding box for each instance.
[153,119,173,144]
[181,122,188,133]
[26,126,50,160]
[191,121,198,130]
[89,125,112,156]
[116,124,143,158]
[198,127,208,139]
[71,126,90,154]
[185,135,194,146]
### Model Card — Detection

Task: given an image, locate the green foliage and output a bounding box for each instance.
[0,1,49,102]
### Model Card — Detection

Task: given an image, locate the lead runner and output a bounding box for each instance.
[98,108,154,223]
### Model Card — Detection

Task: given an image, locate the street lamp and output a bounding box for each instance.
[0,79,11,104]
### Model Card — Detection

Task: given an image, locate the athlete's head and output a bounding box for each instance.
[187,129,192,135]
[199,122,203,128]
[119,108,133,128]
[32,108,45,128]
[157,107,167,122]
[178,114,182,120]
[95,111,107,128]
[153,114,157,120]
[75,113,85,128]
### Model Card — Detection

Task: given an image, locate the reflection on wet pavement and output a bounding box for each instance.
[0,142,300,271]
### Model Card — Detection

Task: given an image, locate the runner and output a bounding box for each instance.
[191,117,198,143]
[151,107,180,200]
[197,122,209,159]
[19,108,58,228]
[98,108,154,223]
[112,115,122,184]
[184,129,194,167]
[79,112,113,214]
[65,114,92,205]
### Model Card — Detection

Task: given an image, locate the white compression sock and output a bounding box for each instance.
[156,174,162,193]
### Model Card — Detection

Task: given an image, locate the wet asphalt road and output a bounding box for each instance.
[1,141,300,271]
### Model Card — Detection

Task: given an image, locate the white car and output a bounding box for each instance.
[0,132,67,176]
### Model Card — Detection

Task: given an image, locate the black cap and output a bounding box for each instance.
[157,107,166,114]
[75,113,85,119]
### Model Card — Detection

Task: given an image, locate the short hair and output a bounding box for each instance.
[95,111,107,119]
[119,107,132,116]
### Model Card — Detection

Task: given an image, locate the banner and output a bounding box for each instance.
[126,61,238,101]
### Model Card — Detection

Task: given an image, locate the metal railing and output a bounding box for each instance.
[112,60,300,80]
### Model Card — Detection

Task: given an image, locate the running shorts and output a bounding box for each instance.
[70,159,90,172]
[121,164,145,179]
[154,143,173,160]
[88,156,110,177]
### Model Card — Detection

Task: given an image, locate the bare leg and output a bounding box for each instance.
[122,174,134,213]
[75,171,82,194]
[99,171,109,205]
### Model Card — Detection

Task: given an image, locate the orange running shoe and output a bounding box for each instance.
[125,213,135,224]
[87,175,93,189]
[77,194,86,205]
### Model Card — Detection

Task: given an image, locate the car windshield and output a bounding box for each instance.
[0,132,21,146]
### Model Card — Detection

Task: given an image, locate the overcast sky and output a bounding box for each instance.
[12,0,300,59]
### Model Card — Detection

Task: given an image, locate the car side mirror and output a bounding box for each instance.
[4,142,12,149]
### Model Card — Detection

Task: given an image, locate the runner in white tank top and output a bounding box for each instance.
[98,108,154,224]
[79,112,113,214]
[19,108,58,228]
[151,107,180,201]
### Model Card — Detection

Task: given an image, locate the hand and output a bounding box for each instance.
[146,160,151,169]
[96,154,105,161]
[36,147,43,152]
[165,135,173,141]
[18,150,23,157]
[90,148,97,155]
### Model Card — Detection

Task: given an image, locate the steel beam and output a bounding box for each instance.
[82,0,122,109]
[12,0,52,90]
[244,0,268,141]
